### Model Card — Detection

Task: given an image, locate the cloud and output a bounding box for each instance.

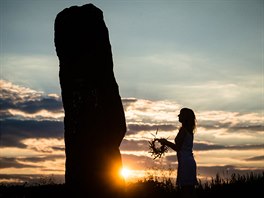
[0,80,63,120]
[1,80,263,151]
[128,123,176,132]
[18,155,65,163]
[0,157,41,169]
[0,119,63,148]
[121,154,158,170]
[1,80,263,179]
[245,155,264,161]
[193,142,264,151]
[22,138,64,153]
[121,98,138,111]
[2,80,262,135]
[124,98,180,122]
[0,155,65,169]
[193,142,225,151]
[0,80,43,102]
[120,139,264,151]
[120,139,149,151]
[165,155,177,162]
[196,165,264,179]
[197,111,263,130]
[126,123,176,135]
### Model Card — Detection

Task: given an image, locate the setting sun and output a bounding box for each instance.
[120,167,131,179]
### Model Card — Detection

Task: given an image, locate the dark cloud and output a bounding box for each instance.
[0,81,65,149]
[228,125,264,132]
[16,97,63,114]
[120,139,149,151]
[0,119,64,148]
[0,110,13,118]
[18,155,65,163]
[51,146,65,151]
[122,98,138,103]
[165,155,177,162]
[0,80,63,119]
[0,134,27,148]
[0,157,41,169]
[198,121,263,133]
[245,155,264,161]
[120,140,264,154]
[225,144,264,150]
[198,121,232,130]
[0,97,15,110]
[122,154,159,169]
[0,96,63,115]
[29,144,65,153]
[197,165,264,179]
[193,142,264,151]
[121,98,137,111]
[128,123,176,132]
[0,155,64,170]
[193,142,225,151]
[126,123,176,135]
[40,168,64,173]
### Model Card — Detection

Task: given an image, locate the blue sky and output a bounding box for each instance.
[0,0,263,183]
[1,0,263,111]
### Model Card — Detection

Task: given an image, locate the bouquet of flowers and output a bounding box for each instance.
[148,129,169,159]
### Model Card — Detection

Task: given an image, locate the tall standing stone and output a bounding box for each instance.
[54,4,126,197]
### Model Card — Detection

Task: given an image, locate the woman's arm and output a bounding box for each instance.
[158,128,186,152]
[158,139,177,151]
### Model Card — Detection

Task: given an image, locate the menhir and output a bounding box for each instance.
[54,4,126,196]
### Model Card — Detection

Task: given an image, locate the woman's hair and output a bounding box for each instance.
[180,108,196,133]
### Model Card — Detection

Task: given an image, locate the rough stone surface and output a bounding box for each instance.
[54,4,126,197]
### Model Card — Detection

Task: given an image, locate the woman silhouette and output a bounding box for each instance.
[158,108,198,198]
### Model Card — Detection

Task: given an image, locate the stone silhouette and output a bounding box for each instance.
[54,4,126,197]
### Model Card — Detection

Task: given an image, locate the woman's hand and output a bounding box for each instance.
[156,138,177,151]
[157,138,167,145]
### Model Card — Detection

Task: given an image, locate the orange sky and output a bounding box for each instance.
[0,80,263,184]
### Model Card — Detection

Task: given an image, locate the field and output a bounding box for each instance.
[0,172,263,198]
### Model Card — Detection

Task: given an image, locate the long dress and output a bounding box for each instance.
[175,128,198,186]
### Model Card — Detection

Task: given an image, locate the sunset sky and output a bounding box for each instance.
[0,0,263,184]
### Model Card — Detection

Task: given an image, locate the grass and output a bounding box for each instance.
[0,172,263,198]
[195,172,264,198]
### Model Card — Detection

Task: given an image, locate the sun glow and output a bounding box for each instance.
[120,167,132,179]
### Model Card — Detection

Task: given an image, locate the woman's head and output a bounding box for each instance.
[178,108,196,133]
